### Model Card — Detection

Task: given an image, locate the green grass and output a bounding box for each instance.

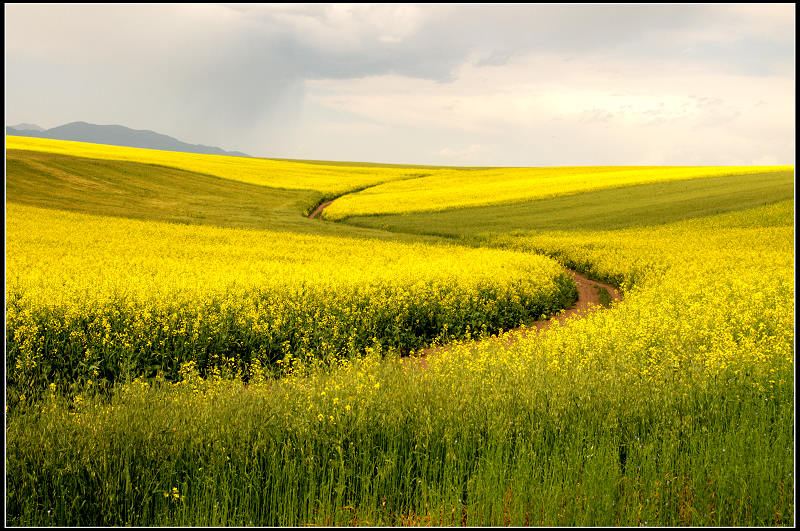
[7,355,793,526]
[596,286,613,308]
[338,170,795,237]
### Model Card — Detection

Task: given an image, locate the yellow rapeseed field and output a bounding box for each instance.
[6,203,574,391]
[246,202,793,459]
[5,136,436,195]
[5,136,793,525]
[322,165,793,219]
[427,200,794,394]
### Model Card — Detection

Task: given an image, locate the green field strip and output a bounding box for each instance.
[5,149,321,230]
[322,164,792,220]
[339,170,795,237]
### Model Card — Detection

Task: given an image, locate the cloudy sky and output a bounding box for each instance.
[5,3,795,165]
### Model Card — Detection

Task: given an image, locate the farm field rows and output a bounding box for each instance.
[5,138,795,526]
[6,135,448,199]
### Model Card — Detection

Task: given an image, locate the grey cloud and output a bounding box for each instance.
[9,4,794,81]
[5,4,794,159]
[475,50,516,68]
[126,4,794,85]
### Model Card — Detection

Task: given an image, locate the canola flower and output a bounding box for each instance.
[426,199,794,399]
[6,202,574,393]
[322,165,793,219]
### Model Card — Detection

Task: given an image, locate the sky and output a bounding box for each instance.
[4,3,795,165]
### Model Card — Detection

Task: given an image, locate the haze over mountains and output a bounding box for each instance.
[6,121,250,157]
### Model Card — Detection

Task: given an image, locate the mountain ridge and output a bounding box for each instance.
[8,123,45,132]
[6,121,250,157]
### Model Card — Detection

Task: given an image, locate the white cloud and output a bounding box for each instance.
[438,144,485,160]
[305,50,794,164]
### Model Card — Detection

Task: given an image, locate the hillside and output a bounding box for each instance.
[3,146,443,243]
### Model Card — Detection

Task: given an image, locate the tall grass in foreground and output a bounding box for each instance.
[6,349,792,526]
[6,202,794,526]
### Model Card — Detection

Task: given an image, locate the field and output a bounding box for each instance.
[339,170,795,236]
[6,136,446,199]
[321,164,793,219]
[5,138,794,526]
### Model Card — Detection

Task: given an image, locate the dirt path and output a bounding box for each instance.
[307,198,623,365]
[539,270,622,332]
[308,200,334,219]
[402,271,621,367]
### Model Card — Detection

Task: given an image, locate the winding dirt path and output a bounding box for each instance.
[539,270,622,331]
[404,271,621,367]
[308,200,334,219]
[308,198,623,365]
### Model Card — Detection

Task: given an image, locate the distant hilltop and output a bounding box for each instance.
[8,123,46,132]
[6,121,250,157]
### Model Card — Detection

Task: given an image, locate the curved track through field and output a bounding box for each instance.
[308,198,622,365]
[406,270,621,367]
[309,200,334,219]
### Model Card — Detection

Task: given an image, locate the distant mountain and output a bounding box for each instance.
[8,123,45,132]
[6,121,250,157]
